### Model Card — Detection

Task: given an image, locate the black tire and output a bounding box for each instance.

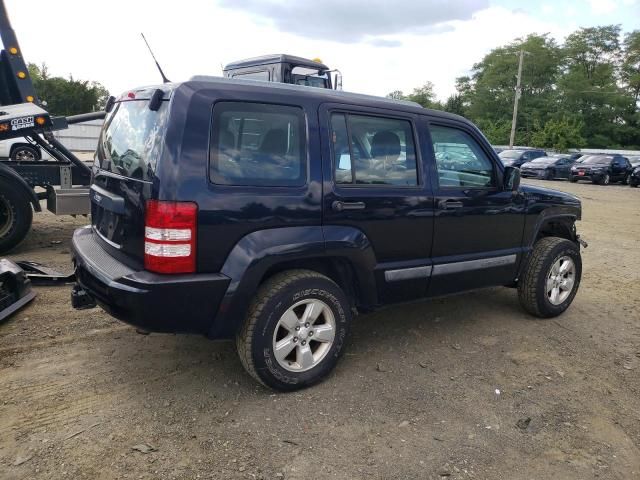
[631,181,639,188]
[0,178,33,253]
[599,174,610,185]
[622,174,631,185]
[518,237,581,318]
[569,176,578,183]
[10,144,40,161]
[545,169,554,180]
[236,269,351,391]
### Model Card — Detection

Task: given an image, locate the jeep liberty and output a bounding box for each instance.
[71,77,584,391]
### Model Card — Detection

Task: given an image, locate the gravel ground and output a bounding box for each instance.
[1,179,639,480]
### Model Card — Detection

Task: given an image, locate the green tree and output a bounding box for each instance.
[443,94,465,116]
[27,63,110,116]
[406,82,437,108]
[622,30,640,103]
[530,116,586,151]
[557,25,632,148]
[386,90,405,100]
[458,34,562,145]
[475,119,512,145]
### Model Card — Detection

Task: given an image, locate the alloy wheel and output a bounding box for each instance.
[272,299,336,372]
[14,148,36,161]
[546,256,576,306]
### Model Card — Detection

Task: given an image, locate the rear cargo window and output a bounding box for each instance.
[209,102,306,187]
[97,100,169,181]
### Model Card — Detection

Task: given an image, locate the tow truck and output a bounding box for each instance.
[223,54,342,90]
[0,0,105,254]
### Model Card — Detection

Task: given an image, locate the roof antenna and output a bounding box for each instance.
[141,33,170,84]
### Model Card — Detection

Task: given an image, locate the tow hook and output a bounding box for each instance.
[577,235,588,249]
[71,284,97,310]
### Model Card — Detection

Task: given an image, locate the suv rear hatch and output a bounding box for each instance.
[91,90,170,266]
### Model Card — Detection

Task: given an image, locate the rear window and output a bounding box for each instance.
[209,102,306,187]
[97,100,169,181]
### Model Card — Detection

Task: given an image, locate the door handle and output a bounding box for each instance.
[438,199,464,209]
[332,201,366,212]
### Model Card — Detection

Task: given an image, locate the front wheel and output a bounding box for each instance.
[569,176,578,183]
[622,174,631,185]
[599,174,610,185]
[518,237,582,318]
[236,270,351,391]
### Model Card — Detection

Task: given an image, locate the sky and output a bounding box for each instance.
[5,0,640,101]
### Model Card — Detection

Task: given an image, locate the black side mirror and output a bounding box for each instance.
[504,166,521,192]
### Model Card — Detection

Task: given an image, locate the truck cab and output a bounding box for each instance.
[223,54,341,90]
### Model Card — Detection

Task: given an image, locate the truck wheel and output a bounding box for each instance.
[518,237,581,318]
[10,145,40,161]
[0,178,33,253]
[236,269,351,391]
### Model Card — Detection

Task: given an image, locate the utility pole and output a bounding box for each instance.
[509,49,525,148]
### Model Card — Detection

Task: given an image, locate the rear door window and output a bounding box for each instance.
[209,102,306,187]
[330,113,418,186]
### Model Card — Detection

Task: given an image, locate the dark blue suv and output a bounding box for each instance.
[72,78,584,390]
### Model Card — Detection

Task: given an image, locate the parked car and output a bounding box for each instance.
[629,165,640,188]
[627,155,640,169]
[520,155,576,180]
[0,137,43,161]
[498,149,547,168]
[570,155,633,185]
[71,78,584,391]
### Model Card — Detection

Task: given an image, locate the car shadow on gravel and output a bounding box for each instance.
[100,286,530,399]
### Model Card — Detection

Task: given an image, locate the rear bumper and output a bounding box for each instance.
[571,172,603,181]
[71,226,230,335]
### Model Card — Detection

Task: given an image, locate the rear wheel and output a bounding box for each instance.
[518,237,581,318]
[599,174,610,185]
[569,176,578,183]
[236,270,351,391]
[0,178,33,253]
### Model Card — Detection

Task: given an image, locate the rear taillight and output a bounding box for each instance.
[144,200,197,274]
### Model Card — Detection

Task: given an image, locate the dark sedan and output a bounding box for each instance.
[520,155,576,180]
[570,155,633,185]
[498,149,547,168]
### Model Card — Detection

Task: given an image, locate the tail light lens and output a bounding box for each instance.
[144,200,197,274]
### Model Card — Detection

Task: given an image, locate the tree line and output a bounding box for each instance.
[388,26,640,151]
[27,63,110,117]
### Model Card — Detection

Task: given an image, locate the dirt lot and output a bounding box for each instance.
[1,179,639,480]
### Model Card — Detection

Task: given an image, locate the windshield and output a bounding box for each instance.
[498,150,523,159]
[97,100,169,181]
[530,157,556,163]
[291,66,329,88]
[580,155,612,164]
